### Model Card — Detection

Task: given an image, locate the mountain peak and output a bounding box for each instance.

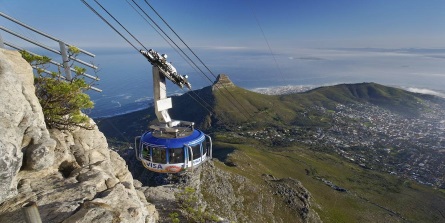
[212,74,234,91]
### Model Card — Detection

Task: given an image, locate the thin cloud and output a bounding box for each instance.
[408,72,445,77]
[425,55,445,60]
[406,88,445,98]
[297,56,326,61]
[201,46,248,51]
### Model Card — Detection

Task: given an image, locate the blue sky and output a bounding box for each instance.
[2,1,445,117]
[2,0,445,50]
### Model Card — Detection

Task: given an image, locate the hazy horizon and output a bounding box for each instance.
[9,45,445,118]
[2,0,445,117]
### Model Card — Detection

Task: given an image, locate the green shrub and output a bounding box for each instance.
[20,48,96,130]
[175,187,219,222]
[168,212,180,223]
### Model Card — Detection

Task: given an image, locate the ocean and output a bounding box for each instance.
[80,47,445,118]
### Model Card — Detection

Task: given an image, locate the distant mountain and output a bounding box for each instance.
[301,82,429,113]
[97,75,436,141]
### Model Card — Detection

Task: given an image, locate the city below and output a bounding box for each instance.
[239,99,445,188]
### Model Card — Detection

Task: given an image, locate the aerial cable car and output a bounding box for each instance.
[134,49,212,173]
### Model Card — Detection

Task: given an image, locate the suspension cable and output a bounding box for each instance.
[83,0,214,117]
[125,0,208,84]
[247,0,285,81]
[93,0,148,51]
[128,0,251,120]
[81,0,139,52]
[85,0,172,94]
[144,0,256,119]
[124,0,214,114]
[129,0,213,84]
[133,1,251,120]
[180,88,214,115]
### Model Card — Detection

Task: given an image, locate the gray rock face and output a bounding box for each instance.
[200,162,267,222]
[25,140,56,170]
[0,48,158,222]
[263,174,322,223]
[0,49,55,203]
[199,162,321,223]
[212,74,235,91]
[0,122,158,223]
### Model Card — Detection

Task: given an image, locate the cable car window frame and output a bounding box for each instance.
[168,147,184,164]
[202,140,207,156]
[191,143,201,160]
[151,147,166,163]
[142,144,151,161]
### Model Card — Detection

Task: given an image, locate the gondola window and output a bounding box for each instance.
[142,145,150,160]
[191,144,201,160]
[152,147,166,163]
[169,148,184,164]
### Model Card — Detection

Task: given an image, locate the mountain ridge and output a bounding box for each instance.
[97,75,436,140]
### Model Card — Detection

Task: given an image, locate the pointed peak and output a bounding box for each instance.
[212,74,235,91]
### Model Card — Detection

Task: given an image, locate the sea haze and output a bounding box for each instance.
[83,47,445,118]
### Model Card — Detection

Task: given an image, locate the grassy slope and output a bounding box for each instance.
[211,134,445,222]
[211,86,295,127]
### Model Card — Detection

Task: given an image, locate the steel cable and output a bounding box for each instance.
[144,0,256,120]
[83,0,214,117]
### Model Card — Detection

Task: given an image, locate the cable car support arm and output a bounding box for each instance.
[140,49,193,135]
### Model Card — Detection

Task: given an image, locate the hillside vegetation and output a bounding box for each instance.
[98,77,432,140]
[210,134,445,222]
[97,75,445,222]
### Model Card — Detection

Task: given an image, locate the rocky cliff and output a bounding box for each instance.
[0,48,158,222]
[0,48,54,203]
[212,74,235,91]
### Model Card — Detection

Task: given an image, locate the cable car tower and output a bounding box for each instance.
[135,49,212,173]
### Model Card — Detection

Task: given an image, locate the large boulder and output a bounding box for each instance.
[0,49,55,203]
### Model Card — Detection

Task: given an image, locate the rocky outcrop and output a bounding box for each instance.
[200,162,321,223]
[212,74,235,91]
[0,127,158,222]
[0,48,158,222]
[263,174,322,223]
[200,162,257,222]
[0,49,56,203]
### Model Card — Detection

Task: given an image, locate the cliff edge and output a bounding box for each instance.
[0,48,158,222]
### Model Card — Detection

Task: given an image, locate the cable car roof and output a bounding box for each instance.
[141,129,205,148]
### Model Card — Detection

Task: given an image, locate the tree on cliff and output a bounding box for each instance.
[20,47,95,130]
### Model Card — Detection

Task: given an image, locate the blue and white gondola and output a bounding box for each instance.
[135,130,212,173]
